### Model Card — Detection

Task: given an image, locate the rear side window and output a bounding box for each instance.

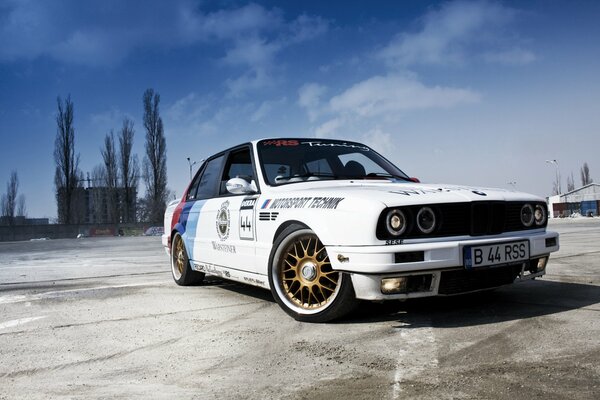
[194,155,225,200]
[186,162,205,201]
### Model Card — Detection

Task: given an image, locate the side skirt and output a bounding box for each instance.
[191,261,271,290]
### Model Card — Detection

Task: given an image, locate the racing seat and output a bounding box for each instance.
[343,161,365,177]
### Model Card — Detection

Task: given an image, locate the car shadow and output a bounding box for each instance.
[202,275,276,303]
[201,277,600,327]
[344,279,600,328]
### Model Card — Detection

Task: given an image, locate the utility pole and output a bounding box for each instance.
[187,157,197,180]
[545,159,561,194]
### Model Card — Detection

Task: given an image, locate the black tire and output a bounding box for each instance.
[268,225,359,322]
[171,233,205,286]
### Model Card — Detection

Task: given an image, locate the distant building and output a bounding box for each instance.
[83,186,137,224]
[547,183,600,218]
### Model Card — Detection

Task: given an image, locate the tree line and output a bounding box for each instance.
[562,162,594,194]
[53,88,168,225]
[0,171,26,225]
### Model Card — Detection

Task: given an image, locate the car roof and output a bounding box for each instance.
[250,137,366,145]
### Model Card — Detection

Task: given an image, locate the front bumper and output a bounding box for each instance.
[326,230,559,300]
[161,233,170,256]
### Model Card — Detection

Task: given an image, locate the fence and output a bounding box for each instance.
[0,223,161,242]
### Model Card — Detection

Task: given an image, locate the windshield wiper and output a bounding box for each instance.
[359,172,412,181]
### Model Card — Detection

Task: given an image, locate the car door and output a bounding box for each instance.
[196,146,260,273]
[185,153,226,265]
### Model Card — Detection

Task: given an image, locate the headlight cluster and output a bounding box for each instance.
[378,201,547,240]
[384,206,437,237]
[521,203,547,227]
[385,209,407,236]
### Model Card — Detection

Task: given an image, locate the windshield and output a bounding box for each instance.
[257,139,410,186]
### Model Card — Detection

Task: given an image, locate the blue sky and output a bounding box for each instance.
[1,0,599,219]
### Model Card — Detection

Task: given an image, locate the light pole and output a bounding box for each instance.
[187,157,198,180]
[545,159,561,194]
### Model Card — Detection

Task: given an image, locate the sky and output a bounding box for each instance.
[1,0,599,219]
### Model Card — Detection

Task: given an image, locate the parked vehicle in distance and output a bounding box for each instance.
[163,138,559,322]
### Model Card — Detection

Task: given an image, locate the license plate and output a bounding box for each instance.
[464,240,529,268]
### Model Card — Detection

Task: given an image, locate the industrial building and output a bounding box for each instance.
[547,183,600,218]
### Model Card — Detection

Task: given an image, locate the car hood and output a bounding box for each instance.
[267,180,542,207]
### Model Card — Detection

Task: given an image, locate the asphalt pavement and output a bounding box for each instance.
[0,219,598,399]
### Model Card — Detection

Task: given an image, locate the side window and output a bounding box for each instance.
[186,162,206,201]
[195,155,225,200]
[220,148,256,195]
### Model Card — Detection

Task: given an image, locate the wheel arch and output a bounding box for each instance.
[272,220,311,244]
[170,223,186,246]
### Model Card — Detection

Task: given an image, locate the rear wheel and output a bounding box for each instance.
[171,233,204,286]
[268,225,358,322]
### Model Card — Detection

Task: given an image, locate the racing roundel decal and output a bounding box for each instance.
[216,201,230,241]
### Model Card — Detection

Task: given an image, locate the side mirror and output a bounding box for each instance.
[408,177,420,183]
[226,177,256,194]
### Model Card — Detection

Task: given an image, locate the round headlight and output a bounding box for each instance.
[521,204,534,227]
[416,207,436,234]
[534,204,546,225]
[386,209,407,236]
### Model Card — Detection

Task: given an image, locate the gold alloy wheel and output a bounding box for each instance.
[173,236,186,278]
[280,235,340,310]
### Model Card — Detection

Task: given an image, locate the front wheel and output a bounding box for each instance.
[268,226,358,322]
[171,233,205,286]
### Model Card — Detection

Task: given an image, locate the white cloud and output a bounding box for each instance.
[179,3,282,40]
[166,93,210,123]
[360,128,395,158]
[0,1,329,75]
[251,97,286,122]
[483,47,536,65]
[0,1,186,66]
[90,107,135,130]
[298,83,327,122]
[288,14,329,43]
[315,117,345,138]
[164,92,215,137]
[225,69,275,98]
[378,0,528,67]
[219,13,329,96]
[222,36,281,68]
[329,74,480,117]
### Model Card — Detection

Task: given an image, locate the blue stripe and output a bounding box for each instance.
[463,247,472,269]
[182,200,206,261]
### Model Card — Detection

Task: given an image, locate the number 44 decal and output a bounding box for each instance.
[239,207,255,241]
[241,215,252,231]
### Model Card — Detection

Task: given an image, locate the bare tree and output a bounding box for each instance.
[567,172,575,192]
[118,118,139,223]
[54,95,83,224]
[16,194,26,217]
[2,171,18,221]
[142,89,168,224]
[0,194,6,223]
[580,162,593,186]
[101,131,119,223]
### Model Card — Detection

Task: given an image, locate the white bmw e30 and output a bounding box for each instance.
[162,138,559,322]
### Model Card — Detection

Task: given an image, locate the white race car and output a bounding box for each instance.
[163,138,559,322]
